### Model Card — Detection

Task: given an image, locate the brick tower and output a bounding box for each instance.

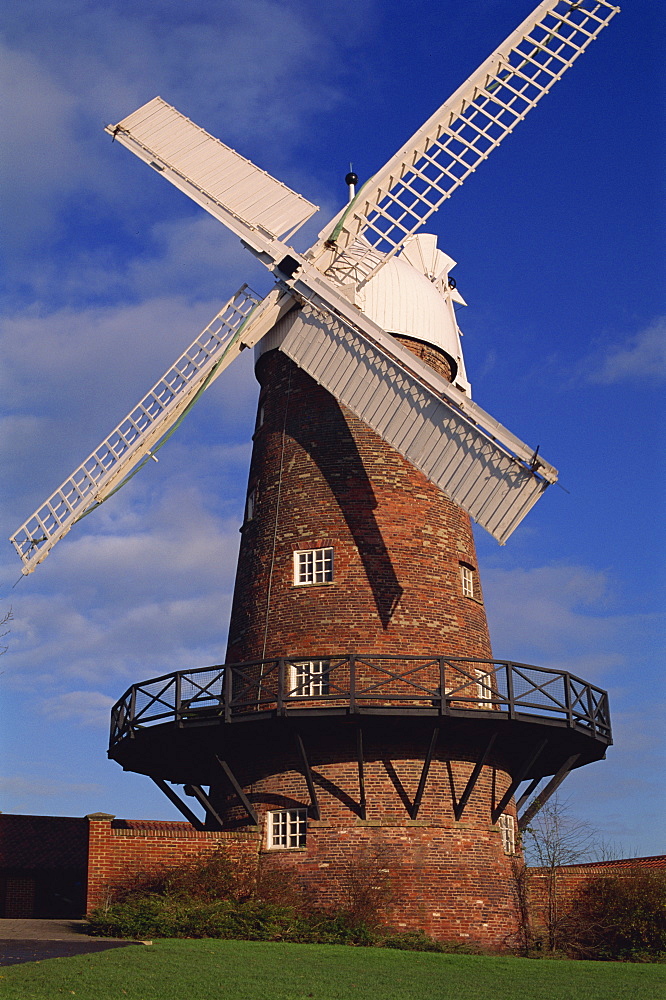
[215,249,520,944]
[108,240,611,949]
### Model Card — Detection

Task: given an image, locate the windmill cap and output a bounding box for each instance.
[357,234,466,381]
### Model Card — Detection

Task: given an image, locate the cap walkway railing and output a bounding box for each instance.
[110,655,611,748]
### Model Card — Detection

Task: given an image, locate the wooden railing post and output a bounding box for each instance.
[564,672,573,727]
[277,658,286,716]
[175,672,182,727]
[439,658,448,715]
[587,684,597,736]
[128,686,137,739]
[223,664,232,723]
[506,663,516,720]
[349,655,356,714]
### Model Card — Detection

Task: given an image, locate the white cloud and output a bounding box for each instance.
[0,43,78,247]
[586,317,666,384]
[482,562,663,682]
[37,690,115,728]
[0,775,101,800]
[1,0,364,280]
[3,481,244,691]
[0,294,258,521]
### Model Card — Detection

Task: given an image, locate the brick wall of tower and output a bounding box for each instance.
[261,824,518,945]
[226,345,491,665]
[208,728,521,947]
[217,326,516,949]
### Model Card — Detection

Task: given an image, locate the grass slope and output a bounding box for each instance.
[1,939,664,1000]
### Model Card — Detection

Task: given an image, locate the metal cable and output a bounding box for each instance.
[261,363,293,662]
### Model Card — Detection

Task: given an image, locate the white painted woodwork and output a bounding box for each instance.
[269,302,554,544]
[314,0,619,285]
[106,97,318,245]
[11,286,264,574]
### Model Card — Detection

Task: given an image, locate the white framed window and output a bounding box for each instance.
[245,487,257,522]
[293,547,334,585]
[290,659,330,697]
[460,564,474,598]
[499,813,516,854]
[267,808,307,849]
[476,667,493,707]
[256,403,265,430]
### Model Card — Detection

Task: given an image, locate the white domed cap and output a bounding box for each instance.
[357,234,470,393]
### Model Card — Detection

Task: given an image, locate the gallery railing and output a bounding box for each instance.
[109,655,612,748]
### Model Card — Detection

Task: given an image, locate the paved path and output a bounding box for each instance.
[0,918,141,966]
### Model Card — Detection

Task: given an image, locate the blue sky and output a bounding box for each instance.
[1,1,664,856]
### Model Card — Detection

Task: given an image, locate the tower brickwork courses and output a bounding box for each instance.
[216,314,521,946]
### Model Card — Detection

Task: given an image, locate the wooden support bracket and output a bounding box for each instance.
[356,727,367,820]
[215,756,258,825]
[184,783,226,831]
[491,739,548,825]
[518,754,581,831]
[454,732,497,821]
[411,727,439,820]
[149,776,205,831]
[294,732,321,820]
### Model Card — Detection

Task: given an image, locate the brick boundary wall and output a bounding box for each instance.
[526,855,666,931]
[85,813,261,914]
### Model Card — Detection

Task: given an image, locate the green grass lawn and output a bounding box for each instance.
[1,939,663,1000]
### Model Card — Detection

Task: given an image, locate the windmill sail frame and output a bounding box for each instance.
[316,0,620,286]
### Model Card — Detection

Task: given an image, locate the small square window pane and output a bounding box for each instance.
[294,548,334,585]
[291,660,330,697]
[460,565,474,598]
[268,809,307,849]
[499,814,515,854]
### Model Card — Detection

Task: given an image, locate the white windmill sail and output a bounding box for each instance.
[106,97,319,250]
[270,297,556,544]
[315,0,619,286]
[10,285,294,575]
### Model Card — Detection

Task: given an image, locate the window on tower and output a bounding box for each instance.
[245,487,257,522]
[267,808,307,849]
[293,547,334,585]
[460,563,475,599]
[475,666,493,708]
[499,813,516,855]
[290,659,330,697]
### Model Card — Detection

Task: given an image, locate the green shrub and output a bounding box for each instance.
[88,896,382,945]
[568,869,666,961]
[378,929,485,954]
[86,844,483,954]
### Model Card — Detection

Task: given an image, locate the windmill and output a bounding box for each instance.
[10,1,617,944]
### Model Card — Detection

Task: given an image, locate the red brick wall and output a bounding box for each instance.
[207,727,520,946]
[85,813,260,914]
[226,347,491,665]
[527,855,666,926]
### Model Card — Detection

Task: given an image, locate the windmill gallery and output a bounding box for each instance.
[9,2,618,944]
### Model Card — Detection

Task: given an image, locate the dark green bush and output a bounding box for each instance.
[568,869,666,961]
[378,929,484,954]
[88,896,384,945]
